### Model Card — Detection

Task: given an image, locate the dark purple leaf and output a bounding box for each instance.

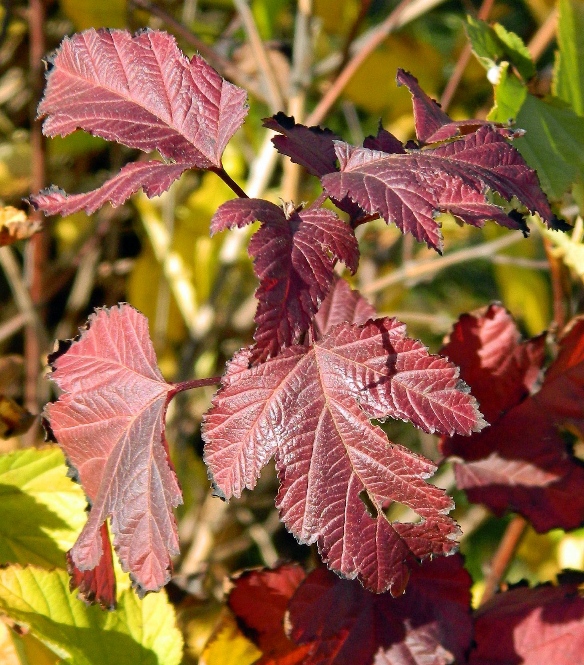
[363,124,406,154]
[203,319,484,593]
[322,125,553,251]
[211,199,359,361]
[31,29,248,215]
[46,304,182,596]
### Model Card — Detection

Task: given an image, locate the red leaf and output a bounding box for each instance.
[314,278,375,337]
[229,564,311,665]
[441,307,584,532]
[30,29,247,215]
[67,522,117,610]
[470,577,584,665]
[322,125,553,252]
[203,319,484,593]
[46,305,182,595]
[211,199,359,361]
[362,124,405,154]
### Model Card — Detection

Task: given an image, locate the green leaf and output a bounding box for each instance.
[0,566,183,665]
[466,16,535,81]
[0,447,86,568]
[542,224,584,281]
[489,63,584,199]
[553,0,584,116]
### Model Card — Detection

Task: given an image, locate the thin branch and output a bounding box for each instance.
[211,166,249,199]
[480,515,528,606]
[527,8,558,62]
[128,0,266,103]
[0,312,27,344]
[362,232,526,295]
[171,376,221,393]
[543,235,567,330]
[335,0,372,78]
[306,0,412,126]
[232,0,286,112]
[440,0,496,112]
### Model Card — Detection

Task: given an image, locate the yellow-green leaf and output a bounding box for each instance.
[0,447,86,568]
[199,612,261,665]
[0,566,183,665]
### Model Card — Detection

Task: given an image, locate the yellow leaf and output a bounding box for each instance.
[200,612,261,665]
[60,0,126,30]
[0,208,41,247]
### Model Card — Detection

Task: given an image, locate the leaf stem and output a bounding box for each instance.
[211,167,249,199]
[480,515,527,606]
[171,376,222,394]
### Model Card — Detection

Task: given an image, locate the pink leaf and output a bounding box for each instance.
[45,304,182,595]
[211,199,359,361]
[470,576,584,665]
[203,319,484,594]
[32,29,248,214]
[323,125,554,251]
[30,162,189,216]
[314,277,375,336]
[441,307,584,532]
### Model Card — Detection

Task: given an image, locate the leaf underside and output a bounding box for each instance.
[441,305,584,532]
[46,304,182,597]
[30,28,248,215]
[204,315,484,594]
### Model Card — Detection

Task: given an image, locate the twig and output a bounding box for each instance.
[232,0,285,113]
[480,515,528,605]
[0,312,27,344]
[543,235,567,330]
[527,8,558,62]
[362,232,526,295]
[335,0,372,78]
[306,0,412,126]
[128,0,266,103]
[440,0,496,112]
[211,166,249,199]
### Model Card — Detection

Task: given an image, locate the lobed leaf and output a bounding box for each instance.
[441,305,584,532]
[45,304,182,596]
[211,199,359,361]
[30,29,248,215]
[204,318,484,593]
[470,575,584,665]
[314,277,375,336]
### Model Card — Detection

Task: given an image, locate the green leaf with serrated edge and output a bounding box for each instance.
[553,0,584,116]
[489,64,584,199]
[0,566,183,665]
[466,16,535,81]
[0,447,86,568]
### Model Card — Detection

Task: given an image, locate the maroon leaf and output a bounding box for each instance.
[470,577,584,665]
[67,523,117,610]
[203,318,484,593]
[30,29,247,215]
[441,307,584,532]
[322,125,554,251]
[45,304,182,595]
[314,277,376,337]
[363,124,405,154]
[396,69,515,144]
[211,199,359,361]
[228,564,311,664]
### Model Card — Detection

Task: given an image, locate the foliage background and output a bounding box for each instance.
[0,0,583,662]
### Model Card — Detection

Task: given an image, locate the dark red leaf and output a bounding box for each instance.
[211,199,359,361]
[396,69,516,144]
[441,307,584,532]
[363,124,405,154]
[204,319,484,593]
[314,277,375,337]
[470,577,584,665]
[229,564,311,664]
[67,522,117,610]
[30,29,247,215]
[46,304,182,595]
[323,124,553,251]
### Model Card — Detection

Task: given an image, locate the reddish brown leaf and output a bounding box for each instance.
[30,29,247,215]
[314,278,375,337]
[322,126,553,252]
[67,523,117,610]
[211,199,359,361]
[46,304,182,595]
[470,577,584,665]
[441,307,584,532]
[204,319,484,593]
[229,564,311,665]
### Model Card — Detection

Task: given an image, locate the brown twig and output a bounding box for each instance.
[527,8,558,62]
[480,515,528,605]
[233,0,285,112]
[335,0,372,78]
[440,0,496,112]
[543,235,567,330]
[305,0,412,126]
